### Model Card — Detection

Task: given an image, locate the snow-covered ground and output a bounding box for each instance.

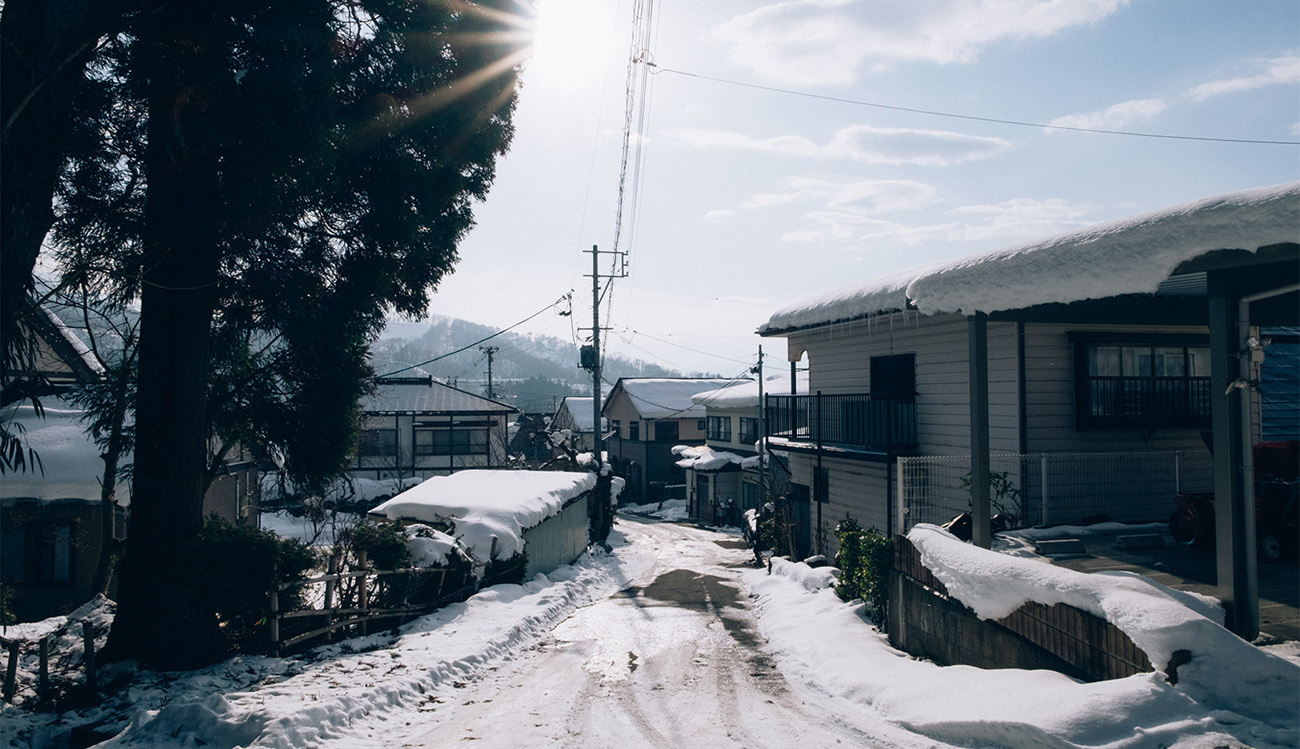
[1,515,1296,748]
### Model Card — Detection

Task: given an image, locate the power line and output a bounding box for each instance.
[655,67,1300,146]
[376,294,571,378]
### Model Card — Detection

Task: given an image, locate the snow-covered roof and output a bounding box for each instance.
[609,378,743,419]
[0,398,127,504]
[370,470,596,561]
[761,182,1300,334]
[691,372,811,410]
[556,397,600,432]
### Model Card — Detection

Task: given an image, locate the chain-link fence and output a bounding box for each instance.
[896,451,1201,534]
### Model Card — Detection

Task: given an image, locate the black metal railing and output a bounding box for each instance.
[1083,377,1211,429]
[764,392,918,453]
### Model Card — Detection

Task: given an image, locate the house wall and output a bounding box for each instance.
[1,499,103,622]
[353,412,509,481]
[704,406,760,455]
[787,312,1021,456]
[786,453,891,558]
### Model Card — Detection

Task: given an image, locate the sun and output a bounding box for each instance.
[524,0,615,91]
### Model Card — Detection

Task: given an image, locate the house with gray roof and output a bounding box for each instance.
[352,376,518,480]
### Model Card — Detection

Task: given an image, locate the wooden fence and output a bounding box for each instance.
[1,621,98,706]
[892,536,1152,681]
[271,552,487,655]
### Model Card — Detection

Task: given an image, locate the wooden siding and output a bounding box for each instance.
[1021,322,1217,491]
[787,312,1021,456]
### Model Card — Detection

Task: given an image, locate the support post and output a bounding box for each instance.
[969,313,991,549]
[37,637,49,706]
[3,640,17,703]
[83,622,96,693]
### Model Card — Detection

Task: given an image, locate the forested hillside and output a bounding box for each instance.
[371,315,681,413]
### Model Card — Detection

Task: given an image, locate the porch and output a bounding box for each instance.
[764,392,918,454]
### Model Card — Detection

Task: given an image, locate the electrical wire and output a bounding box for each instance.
[654,67,1300,146]
[376,294,571,378]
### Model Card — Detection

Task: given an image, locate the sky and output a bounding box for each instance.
[418,0,1300,377]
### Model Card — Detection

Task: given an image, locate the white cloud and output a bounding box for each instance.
[1186,53,1300,101]
[716,0,1128,86]
[743,178,936,214]
[662,125,1011,166]
[782,196,1098,245]
[1046,98,1167,132]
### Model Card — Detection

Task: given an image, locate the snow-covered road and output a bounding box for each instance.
[366,517,923,748]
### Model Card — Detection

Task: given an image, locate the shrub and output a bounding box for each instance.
[192,515,316,655]
[834,516,893,629]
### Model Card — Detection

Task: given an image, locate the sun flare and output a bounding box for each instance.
[525,0,613,89]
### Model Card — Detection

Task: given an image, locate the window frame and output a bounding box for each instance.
[358,428,398,457]
[707,415,732,442]
[1072,333,1212,430]
[738,417,759,445]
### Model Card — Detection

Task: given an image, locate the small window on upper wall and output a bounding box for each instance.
[707,415,732,442]
[1075,338,1211,429]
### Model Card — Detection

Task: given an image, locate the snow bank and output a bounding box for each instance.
[767,556,838,592]
[761,181,1299,332]
[371,470,596,561]
[909,524,1300,731]
[750,556,1298,749]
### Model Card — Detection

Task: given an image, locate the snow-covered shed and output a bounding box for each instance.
[758,182,1298,638]
[370,470,594,579]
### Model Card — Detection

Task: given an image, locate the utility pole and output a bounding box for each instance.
[580,244,627,546]
[480,346,499,401]
[755,346,766,507]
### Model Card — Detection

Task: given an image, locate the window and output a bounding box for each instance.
[358,429,397,457]
[415,428,488,456]
[1,525,72,585]
[654,420,678,443]
[697,419,707,431]
[742,481,762,511]
[1076,339,1211,429]
[707,415,732,442]
[629,421,640,440]
[739,417,759,445]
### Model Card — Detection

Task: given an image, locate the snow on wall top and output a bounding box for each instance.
[370,470,595,561]
[908,524,1300,725]
[691,372,811,409]
[613,378,744,419]
[761,182,1300,333]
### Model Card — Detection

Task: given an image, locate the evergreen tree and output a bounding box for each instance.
[46,0,524,668]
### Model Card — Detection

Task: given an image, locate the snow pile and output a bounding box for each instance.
[749,555,1298,749]
[620,498,688,521]
[371,470,596,561]
[403,524,465,567]
[614,378,742,419]
[767,556,837,592]
[671,444,747,470]
[762,181,1300,331]
[0,398,128,503]
[909,524,1300,732]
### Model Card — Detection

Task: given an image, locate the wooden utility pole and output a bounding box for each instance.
[582,245,626,546]
[480,346,499,400]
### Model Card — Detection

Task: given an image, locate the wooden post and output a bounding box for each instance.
[3,640,17,703]
[270,568,281,658]
[358,551,369,636]
[83,622,96,693]
[324,553,338,643]
[37,637,49,705]
[969,313,992,549]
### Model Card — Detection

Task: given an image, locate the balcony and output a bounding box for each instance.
[1081,376,1212,429]
[764,392,918,454]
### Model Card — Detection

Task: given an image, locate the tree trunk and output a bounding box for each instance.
[103,6,225,670]
[0,0,102,380]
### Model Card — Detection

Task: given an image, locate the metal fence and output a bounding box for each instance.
[896,451,1197,534]
[765,393,918,452]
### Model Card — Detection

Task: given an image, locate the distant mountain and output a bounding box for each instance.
[370,315,680,413]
